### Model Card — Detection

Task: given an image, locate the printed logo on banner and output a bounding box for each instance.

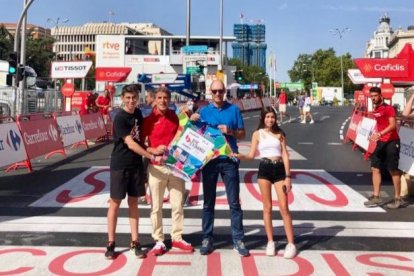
[76,120,83,134]
[97,117,105,130]
[6,129,22,151]
[49,125,59,142]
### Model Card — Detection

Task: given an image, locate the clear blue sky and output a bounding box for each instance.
[1,0,414,82]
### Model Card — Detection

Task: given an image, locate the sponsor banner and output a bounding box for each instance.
[0,246,413,276]
[30,167,383,213]
[347,68,382,84]
[181,45,208,53]
[355,58,409,78]
[183,55,208,63]
[56,115,85,147]
[125,55,169,65]
[151,73,178,84]
[51,61,93,79]
[0,122,27,168]
[346,111,363,142]
[95,67,131,82]
[95,35,125,67]
[79,113,107,140]
[355,117,377,152]
[399,126,414,175]
[18,118,62,159]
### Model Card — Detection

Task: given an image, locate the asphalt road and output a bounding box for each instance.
[1,105,413,275]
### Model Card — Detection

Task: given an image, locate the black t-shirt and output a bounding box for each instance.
[110,108,144,170]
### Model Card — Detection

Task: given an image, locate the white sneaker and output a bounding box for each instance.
[265,241,275,256]
[310,120,314,124]
[300,120,306,124]
[283,243,297,259]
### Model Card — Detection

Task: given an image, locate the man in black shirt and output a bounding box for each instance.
[106,84,156,259]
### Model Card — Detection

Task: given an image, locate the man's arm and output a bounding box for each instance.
[124,135,154,160]
[402,93,414,117]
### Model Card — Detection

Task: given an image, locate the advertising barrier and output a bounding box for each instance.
[79,113,107,140]
[398,126,414,175]
[55,114,86,147]
[0,120,27,168]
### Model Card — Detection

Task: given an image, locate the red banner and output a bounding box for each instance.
[346,111,363,142]
[80,113,107,140]
[18,117,63,159]
[354,58,408,78]
[95,67,131,82]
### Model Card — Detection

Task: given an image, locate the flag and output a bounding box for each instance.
[240,12,244,19]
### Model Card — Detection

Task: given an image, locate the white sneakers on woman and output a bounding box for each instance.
[265,241,275,256]
[283,243,297,259]
[266,241,297,258]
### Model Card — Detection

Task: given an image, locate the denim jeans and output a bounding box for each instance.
[201,157,244,241]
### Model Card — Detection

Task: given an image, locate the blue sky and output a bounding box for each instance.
[1,0,414,82]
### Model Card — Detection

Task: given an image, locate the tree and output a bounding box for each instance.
[288,48,356,95]
[25,29,55,78]
[0,25,14,60]
[228,58,268,92]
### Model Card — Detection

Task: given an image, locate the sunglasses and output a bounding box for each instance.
[211,89,225,94]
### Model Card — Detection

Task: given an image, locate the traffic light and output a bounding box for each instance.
[235,70,244,83]
[17,65,25,82]
[8,51,18,75]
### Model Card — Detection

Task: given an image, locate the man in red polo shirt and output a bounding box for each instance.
[141,87,194,256]
[364,86,403,209]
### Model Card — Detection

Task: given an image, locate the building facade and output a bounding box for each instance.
[0,22,51,39]
[365,14,393,58]
[232,23,267,70]
[388,26,414,58]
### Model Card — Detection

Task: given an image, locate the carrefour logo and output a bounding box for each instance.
[49,125,59,141]
[76,120,83,134]
[6,129,22,151]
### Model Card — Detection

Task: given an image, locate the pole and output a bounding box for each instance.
[12,0,34,116]
[186,0,190,46]
[340,55,344,96]
[218,0,223,70]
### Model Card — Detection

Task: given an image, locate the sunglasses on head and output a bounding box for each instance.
[211,89,225,94]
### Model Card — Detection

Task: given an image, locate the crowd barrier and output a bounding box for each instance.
[1,111,108,173]
[1,96,272,173]
[345,106,414,195]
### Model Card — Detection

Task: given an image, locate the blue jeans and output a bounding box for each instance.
[201,158,244,241]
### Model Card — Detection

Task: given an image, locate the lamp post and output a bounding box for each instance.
[186,0,190,46]
[253,72,264,96]
[218,0,223,70]
[331,27,351,95]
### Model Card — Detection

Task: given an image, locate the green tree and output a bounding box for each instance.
[228,58,268,92]
[25,30,55,78]
[0,25,14,60]
[288,48,356,95]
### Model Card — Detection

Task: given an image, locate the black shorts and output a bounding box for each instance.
[257,159,286,183]
[371,140,400,171]
[110,167,146,200]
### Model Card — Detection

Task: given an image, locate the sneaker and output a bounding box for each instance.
[386,198,403,209]
[233,240,250,257]
[130,240,146,258]
[151,241,166,256]
[105,241,115,259]
[300,120,306,124]
[199,238,213,255]
[310,120,314,124]
[283,243,297,259]
[265,241,275,256]
[172,239,194,252]
[364,195,382,207]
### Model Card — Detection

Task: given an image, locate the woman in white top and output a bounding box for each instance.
[301,92,314,124]
[236,107,297,258]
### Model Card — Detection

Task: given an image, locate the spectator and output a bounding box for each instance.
[105,84,155,260]
[301,91,314,124]
[402,92,414,117]
[364,87,403,209]
[298,92,305,122]
[236,106,297,258]
[190,79,249,257]
[278,89,287,122]
[96,89,111,123]
[141,87,194,256]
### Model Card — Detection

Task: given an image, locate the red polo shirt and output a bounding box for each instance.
[141,108,179,157]
[372,103,399,142]
[279,92,287,104]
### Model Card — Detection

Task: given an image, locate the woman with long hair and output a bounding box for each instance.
[236,106,297,258]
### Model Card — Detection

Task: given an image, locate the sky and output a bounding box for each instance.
[1,0,414,82]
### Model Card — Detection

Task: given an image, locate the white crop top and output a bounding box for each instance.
[257,129,282,158]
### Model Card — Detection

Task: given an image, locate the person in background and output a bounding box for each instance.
[278,89,287,123]
[402,91,414,117]
[141,87,194,256]
[301,91,314,124]
[106,84,156,260]
[364,86,403,209]
[298,91,305,122]
[96,89,112,123]
[190,79,249,257]
[235,106,297,258]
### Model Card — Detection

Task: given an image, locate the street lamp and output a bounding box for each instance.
[331,27,351,95]
[47,17,69,60]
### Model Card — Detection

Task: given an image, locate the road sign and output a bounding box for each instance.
[186,67,201,75]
